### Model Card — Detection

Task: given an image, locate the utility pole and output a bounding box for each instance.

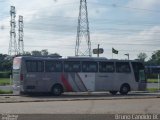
[75,0,91,57]
[93,44,104,57]
[97,44,100,57]
[124,53,129,60]
[18,15,24,55]
[8,6,18,56]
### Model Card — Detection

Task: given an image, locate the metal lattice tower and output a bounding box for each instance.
[75,0,91,57]
[8,6,18,56]
[18,15,24,55]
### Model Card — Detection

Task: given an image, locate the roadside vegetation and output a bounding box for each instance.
[147,88,159,92]
[0,78,11,86]
[0,90,13,94]
[147,79,158,83]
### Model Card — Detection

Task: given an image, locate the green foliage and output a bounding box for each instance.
[137,52,147,62]
[0,54,12,72]
[0,71,11,78]
[31,50,42,56]
[0,90,13,94]
[147,88,159,92]
[0,78,10,85]
[41,49,49,56]
[147,50,160,65]
[147,79,158,83]
[0,50,61,73]
[147,74,159,79]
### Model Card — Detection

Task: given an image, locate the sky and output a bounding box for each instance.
[0,0,160,60]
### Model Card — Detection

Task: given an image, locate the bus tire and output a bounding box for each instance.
[119,84,130,95]
[51,84,63,96]
[109,91,118,95]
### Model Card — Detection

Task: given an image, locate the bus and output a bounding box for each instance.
[12,56,146,95]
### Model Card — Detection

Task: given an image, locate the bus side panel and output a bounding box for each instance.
[41,72,64,92]
[113,73,138,91]
[95,73,114,91]
[62,73,94,92]
[67,73,86,92]
[78,73,95,92]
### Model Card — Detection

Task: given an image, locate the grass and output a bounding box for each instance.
[147,79,158,83]
[147,88,159,92]
[0,78,11,85]
[0,90,13,94]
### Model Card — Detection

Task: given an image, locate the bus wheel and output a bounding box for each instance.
[51,84,63,96]
[109,91,118,95]
[120,84,130,95]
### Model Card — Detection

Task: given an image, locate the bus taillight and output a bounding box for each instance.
[20,74,23,81]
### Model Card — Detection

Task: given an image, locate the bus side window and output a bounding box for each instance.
[64,61,81,72]
[116,62,131,73]
[37,61,44,72]
[99,62,115,73]
[82,61,98,72]
[26,61,44,72]
[26,61,36,72]
[45,61,62,72]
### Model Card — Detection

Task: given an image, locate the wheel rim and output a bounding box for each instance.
[122,86,128,93]
[120,85,129,95]
[52,86,62,96]
[53,87,61,95]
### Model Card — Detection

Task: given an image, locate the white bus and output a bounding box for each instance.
[12,56,146,95]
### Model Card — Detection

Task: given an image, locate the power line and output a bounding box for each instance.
[88,2,160,13]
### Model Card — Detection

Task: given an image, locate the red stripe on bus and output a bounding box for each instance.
[61,74,73,92]
[76,73,87,91]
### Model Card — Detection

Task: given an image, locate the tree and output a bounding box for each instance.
[137,52,147,62]
[0,54,12,71]
[41,49,49,56]
[23,51,31,56]
[31,50,42,56]
[49,53,61,57]
[148,50,160,65]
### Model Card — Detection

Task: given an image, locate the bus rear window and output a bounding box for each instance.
[13,58,21,70]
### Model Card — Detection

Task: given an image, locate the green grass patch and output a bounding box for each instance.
[147,79,158,83]
[0,78,11,85]
[147,88,159,92]
[0,90,13,94]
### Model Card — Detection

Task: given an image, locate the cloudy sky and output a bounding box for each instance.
[0,0,160,60]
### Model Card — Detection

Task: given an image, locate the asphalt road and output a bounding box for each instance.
[0,98,160,114]
[0,93,160,120]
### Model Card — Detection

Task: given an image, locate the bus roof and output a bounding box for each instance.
[14,56,143,63]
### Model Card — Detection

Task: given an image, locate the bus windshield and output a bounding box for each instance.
[13,58,21,70]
